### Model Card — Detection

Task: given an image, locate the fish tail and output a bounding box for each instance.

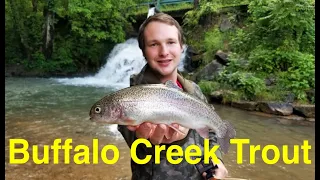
[217,121,236,154]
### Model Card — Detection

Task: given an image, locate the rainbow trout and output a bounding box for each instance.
[89,81,236,154]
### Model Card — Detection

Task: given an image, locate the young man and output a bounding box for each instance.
[118,13,228,180]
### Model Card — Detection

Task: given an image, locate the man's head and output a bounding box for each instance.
[138,13,184,80]
[138,13,184,54]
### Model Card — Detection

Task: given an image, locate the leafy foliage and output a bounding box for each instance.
[198,80,221,95]
[185,0,314,103]
[5,0,315,104]
[233,0,314,102]
[5,0,140,73]
[217,71,266,100]
[68,0,133,43]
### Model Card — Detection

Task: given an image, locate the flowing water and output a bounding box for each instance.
[5,39,315,180]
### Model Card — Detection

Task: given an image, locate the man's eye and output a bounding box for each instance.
[168,41,176,44]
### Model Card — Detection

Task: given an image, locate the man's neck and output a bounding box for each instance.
[158,71,178,84]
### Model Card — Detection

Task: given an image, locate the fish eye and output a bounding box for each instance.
[95,107,101,113]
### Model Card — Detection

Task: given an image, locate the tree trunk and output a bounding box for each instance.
[62,0,68,12]
[8,0,32,60]
[32,0,38,12]
[42,0,54,60]
[194,0,199,9]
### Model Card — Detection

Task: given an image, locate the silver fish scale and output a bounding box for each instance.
[97,84,225,135]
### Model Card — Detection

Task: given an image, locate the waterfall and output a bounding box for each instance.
[147,7,156,18]
[53,38,187,89]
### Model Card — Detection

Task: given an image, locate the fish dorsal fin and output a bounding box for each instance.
[164,80,182,91]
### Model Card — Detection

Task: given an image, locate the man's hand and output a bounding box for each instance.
[202,159,228,180]
[127,122,189,144]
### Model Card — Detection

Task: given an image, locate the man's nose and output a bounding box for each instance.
[159,44,169,56]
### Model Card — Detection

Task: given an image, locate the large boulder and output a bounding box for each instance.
[219,13,234,32]
[258,102,293,116]
[192,60,224,82]
[215,50,230,66]
[292,104,315,118]
[209,90,238,104]
[231,101,258,111]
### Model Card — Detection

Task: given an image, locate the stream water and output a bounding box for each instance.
[5,38,315,180]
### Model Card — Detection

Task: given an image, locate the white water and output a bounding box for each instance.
[147,7,156,18]
[53,38,187,89]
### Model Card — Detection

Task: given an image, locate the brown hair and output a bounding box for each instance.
[138,13,184,53]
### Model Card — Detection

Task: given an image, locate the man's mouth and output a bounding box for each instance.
[157,59,172,66]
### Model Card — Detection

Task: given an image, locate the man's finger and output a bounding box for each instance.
[165,125,178,139]
[127,125,139,131]
[149,124,167,144]
[136,123,153,138]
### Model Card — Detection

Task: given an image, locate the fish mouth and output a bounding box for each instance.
[89,117,107,124]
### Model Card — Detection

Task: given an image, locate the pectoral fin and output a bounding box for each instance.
[121,117,137,125]
[167,124,187,136]
[195,127,210,139]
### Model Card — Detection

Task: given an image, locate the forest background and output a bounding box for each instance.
[5,0,315,104]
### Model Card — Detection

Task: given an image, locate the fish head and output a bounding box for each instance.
[89,101,123,124]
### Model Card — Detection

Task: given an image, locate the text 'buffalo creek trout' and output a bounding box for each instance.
[89,80,236,154]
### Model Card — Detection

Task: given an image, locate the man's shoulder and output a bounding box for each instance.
[130,73,138,80]
[130,73,139,86]
[180,77,207,103]
[178,75,200,92]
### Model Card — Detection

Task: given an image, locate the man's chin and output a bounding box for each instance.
[159,69,177,77]
[150,65,177,77]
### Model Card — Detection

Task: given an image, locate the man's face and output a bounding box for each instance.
[143,21,183,77]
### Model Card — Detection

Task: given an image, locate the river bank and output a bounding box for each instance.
[208,94,315,126]
[5,64,96,78]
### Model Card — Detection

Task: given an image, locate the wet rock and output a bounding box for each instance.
[306,118,315,122]
[293,104,315,118]
[219,14,233,32]
[209,90,224,103]
[258,102,293,116]
[215,50,230,66]
[209,90,237,104]
[183,47,202,72]
[306,89,315,102]
[231,101,257,111]
[191,54,202,62]
[192,60,224,82]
